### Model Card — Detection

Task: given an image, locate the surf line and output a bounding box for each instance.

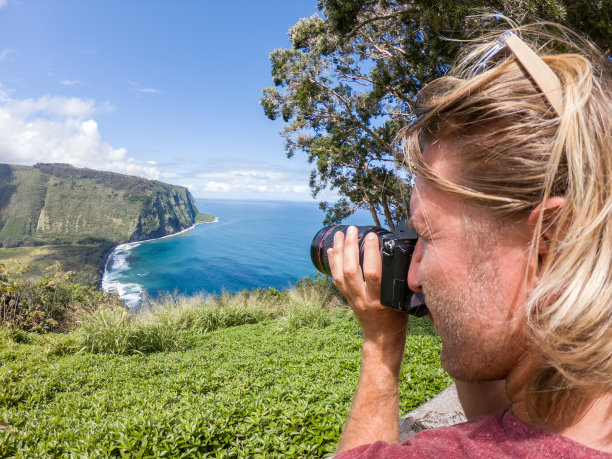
[101,218,219,304]
[149,216,219,242]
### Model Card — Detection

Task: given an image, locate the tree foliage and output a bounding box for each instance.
[262,0,610,227]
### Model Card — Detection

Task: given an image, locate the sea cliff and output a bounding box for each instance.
[0,163,212,284]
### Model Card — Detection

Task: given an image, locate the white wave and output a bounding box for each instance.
[101,220,218,307]
[103,278,143,309]
[102,242,144,308]
[103,243,138,273]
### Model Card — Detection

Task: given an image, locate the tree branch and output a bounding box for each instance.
[346,5,417,40]
[321,82,392,149]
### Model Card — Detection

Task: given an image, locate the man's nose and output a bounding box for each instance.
[408,238,423,293]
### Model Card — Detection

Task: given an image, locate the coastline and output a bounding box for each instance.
[101,218,219,304]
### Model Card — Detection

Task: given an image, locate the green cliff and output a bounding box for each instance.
[0,163,212,284]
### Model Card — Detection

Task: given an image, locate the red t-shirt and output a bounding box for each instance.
[336,408,611,458]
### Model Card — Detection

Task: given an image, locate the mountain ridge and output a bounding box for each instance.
[0,163,213,285]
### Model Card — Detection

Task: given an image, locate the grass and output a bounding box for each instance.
[195,212,216,223]
[0,246,54,278]
[0,166,46,241]
[75,280,348,354]
[0,243,114,286]
[0,279,451,457]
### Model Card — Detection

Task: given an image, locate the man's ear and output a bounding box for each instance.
[526,197,566,275]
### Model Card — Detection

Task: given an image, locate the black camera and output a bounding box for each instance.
[310,221,428,317]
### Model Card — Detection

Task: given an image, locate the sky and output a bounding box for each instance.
[0,0,334,201]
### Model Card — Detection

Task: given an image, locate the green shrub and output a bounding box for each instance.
[293,274,346,306]
[284,303,332,331]
[0,327,32,344]
[145,290,282,333]
[76,307,182,354]
[71,276,345,355]
[1,261,124,333]
[76,288,285,355]
[44,333,79,357]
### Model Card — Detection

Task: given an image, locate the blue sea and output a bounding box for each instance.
[102,199,374,308]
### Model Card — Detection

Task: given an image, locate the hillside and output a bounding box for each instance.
[0,163,213,284]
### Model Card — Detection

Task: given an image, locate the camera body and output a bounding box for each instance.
[379,221,427,316]
[310,221,428,317]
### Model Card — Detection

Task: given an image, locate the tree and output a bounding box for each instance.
[562,0,612,54]
[262,0,610,227]
[261,11,414,230]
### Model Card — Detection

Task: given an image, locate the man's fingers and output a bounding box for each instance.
[328,231,345,291]
[343,226,365,293]
[362,232,382,304]
[328,227,383,311]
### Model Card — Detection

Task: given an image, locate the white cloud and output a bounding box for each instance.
[126,79,161,95]
[0,87,162,180]
[0,86,317,200]
[190,166,316,200]
[3,94,96,119]
[159,171,178,179]
[137,87,161,94]
[60,79,82,86]
[0,0,7,10]
[203,181,232,192]
[0,49,15,62]
[196,170,285,181]
[0,82,330,201]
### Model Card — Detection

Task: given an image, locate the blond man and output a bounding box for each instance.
[329,21,612,457]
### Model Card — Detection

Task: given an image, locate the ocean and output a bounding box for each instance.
[102,198,375,308]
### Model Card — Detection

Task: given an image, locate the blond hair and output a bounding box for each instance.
[399,21,612,427]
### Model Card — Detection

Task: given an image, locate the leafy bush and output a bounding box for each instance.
[0,261,26,326]
[282,274,348,331]
[1,261,124,333]
[192,289,284,331]
[293,274,346,305]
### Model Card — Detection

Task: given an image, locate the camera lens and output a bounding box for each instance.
[310,225,392,276]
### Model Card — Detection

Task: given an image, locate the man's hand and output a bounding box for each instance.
[328,226,410,452]
[328,226,409,352]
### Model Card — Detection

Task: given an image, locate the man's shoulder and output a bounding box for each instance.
[335,409,611,458]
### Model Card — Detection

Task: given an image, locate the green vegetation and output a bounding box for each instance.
[0,242,116,286]
[262,1,612,228]
[0,163,212,285]
[0,276,451,457]
[195,212,216,223]
[1,261,124,334]
[0,163,200,245]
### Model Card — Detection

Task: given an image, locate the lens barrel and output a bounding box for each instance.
[310,225,392,276]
